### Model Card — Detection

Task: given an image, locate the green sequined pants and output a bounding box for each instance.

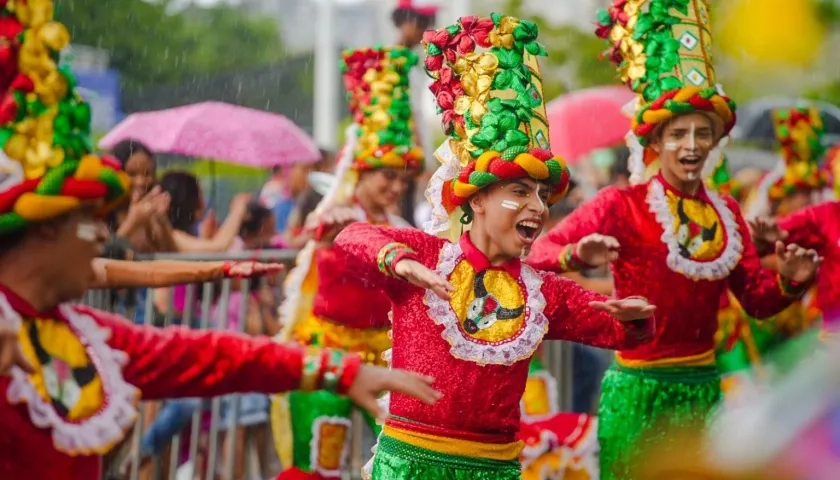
[597,363,721,480]
[370,434,522,479]
[283,390,380,475]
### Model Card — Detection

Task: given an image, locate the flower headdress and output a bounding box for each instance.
[824,144,840,200]
[422,13,571,239]
[767,106,828,200]
[596,0,737,184]
[340,46,424,173]
[0,0,129,234]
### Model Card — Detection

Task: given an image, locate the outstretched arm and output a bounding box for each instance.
[528,186,626,272]
[332,222,445,298]
[541,272,654,350]
[89,307,439,415]
[89,258,284,289]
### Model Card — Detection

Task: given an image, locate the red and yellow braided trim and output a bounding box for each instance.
[632,86,736,145]
[443,148,570,213]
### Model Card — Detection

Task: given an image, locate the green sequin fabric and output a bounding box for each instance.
[287,390,379,472]
[370,434,521,479]
[597,363,721,480]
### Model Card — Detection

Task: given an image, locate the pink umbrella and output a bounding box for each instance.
[547,86,636,164]
[98,101,320,167]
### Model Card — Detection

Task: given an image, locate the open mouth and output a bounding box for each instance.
[516,220,542,245]
[679,156,702,170]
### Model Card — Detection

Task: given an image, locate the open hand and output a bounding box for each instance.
[305,206,359,241]
[223,261,285,278]
[347,365,441,423]
[748,217,788,246]
[776,241,821,284]
[575,233,620,267]
[0,323,34,376]
[589,296,656,322]
[393,259,454,300]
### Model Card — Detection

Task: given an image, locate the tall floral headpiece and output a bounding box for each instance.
[767,106,828,200]
[595,0,737,184]
[340,46,424,173]
[422,13,571,238]
[0,0,129,234]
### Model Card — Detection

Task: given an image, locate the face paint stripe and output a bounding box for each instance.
[76,223,98,242]
[501,200,521,210]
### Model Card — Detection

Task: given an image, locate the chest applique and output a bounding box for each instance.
[0,295,140,456]
[424,242,548,366]
[647,178,744,281]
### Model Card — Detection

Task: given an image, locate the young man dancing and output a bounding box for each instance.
[327,13,657,479]
[527,1,821,478]
[0,4,437,478]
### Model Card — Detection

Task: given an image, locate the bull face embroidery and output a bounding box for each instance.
[675,198,718,260]
[463,270,525,334]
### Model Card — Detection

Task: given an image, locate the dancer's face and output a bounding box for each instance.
[777,189,814,215]
[42,206,109,301]
[357,168,411,211]
[652,113,716,190]
[470,178,550,259]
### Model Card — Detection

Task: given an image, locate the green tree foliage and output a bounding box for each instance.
[56,0,285,90]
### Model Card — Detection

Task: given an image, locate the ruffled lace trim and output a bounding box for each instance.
[3,295,139,455]
[424,241,549,366]
[647,177,743,281]
[423,140,462,237]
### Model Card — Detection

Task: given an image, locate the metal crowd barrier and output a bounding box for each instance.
[85,249,577,480]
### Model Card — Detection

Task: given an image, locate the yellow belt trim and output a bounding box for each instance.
[382,424,523,461]
[616,349,716,368]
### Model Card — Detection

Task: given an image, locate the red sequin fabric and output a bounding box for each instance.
[775,201,840,329]
[0,284,312,480]
[528,175,799,362]
[333,225,652,442]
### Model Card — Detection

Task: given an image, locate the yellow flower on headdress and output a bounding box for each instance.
[489,16,518,49]
[453,52,498,123]
[3,107,64,179]
[609,24,646,83]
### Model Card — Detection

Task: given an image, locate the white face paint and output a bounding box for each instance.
[76,221,98,242]
[686,171,698,181]
[501,200,521,211]
[664,142,679,151]
[534,183,546,215]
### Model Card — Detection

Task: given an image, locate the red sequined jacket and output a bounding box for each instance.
[527,175,801,362]
[0,284,358,480]
[771,201,840,329]
[333,225,652,443]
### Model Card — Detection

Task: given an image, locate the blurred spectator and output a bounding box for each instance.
[260,149,334,235]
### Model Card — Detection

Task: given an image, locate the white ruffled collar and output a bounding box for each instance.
[1,293,139,455]
[646,176,744,281]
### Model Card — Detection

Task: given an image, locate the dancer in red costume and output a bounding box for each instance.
[527,1,822,478]
[0,3,438,479]
[330,13,656,479]
[271,45,424,479]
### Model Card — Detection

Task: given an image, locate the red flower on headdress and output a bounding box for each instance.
[446,16,494,61]
[428,67,466,134]
[423,29,451,71]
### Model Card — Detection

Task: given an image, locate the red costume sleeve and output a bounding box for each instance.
[776,202,829,252]
[82,306,337,400]
[541,272,654,348]
[332,222,444,298]
[726,197,803,318]
[528,186,627,272]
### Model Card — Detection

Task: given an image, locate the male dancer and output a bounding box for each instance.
[527,1,821,478]
[0,4,437,478]
[271,46,425,479]
[331,13,657,479]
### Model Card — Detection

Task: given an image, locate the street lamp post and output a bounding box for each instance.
[313,0,338,150]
